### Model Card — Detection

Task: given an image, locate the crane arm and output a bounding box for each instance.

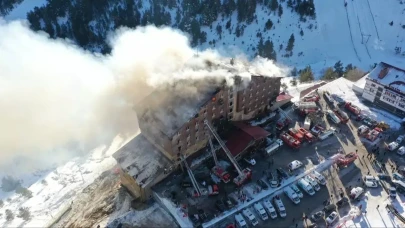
[204,120,243,176]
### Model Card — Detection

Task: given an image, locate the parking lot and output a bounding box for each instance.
[153,90,405,228]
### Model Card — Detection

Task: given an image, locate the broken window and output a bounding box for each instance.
[229,108,233,112]
[178,146,182,151]
[229,101,233,106]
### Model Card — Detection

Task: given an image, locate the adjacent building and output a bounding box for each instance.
[362,62,405,117]
[113,74,282,202]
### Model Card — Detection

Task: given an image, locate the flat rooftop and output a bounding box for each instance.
[368,62,405,93]
[113,134,173,187]
[139,83,220,137]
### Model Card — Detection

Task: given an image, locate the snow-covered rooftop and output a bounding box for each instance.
[113,134,173,186]
[367,62,405,93]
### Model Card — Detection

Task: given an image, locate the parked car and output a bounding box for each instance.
[363,175,379,188]
[288,160,303,170]
[336,197,349,207]
[215,199,226,212]
[324,204,337,213]
[397,146,405,155]
[326,211,339,224]
[277,168,289,179]
[393,172,405,181]
[257,179,269,190]
[266,171,279,188]
[224,197,237,209]
[396,135,405,144]
[389,187,397,198]
[311,211,325,222]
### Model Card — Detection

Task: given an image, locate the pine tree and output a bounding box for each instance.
[334,61,344,76]
[286,34,295,52]
[270,0,279,11]
[5,209,14,221]
[300,29,304,36]
[265,19,273,30]
[291,67,298,76]
[299,66,314,82]
[278,5,283,17]
[322,67,338,80]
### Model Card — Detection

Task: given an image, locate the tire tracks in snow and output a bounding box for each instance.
[365,0,380,40]
[353,0,372,59]
[343,0,362,62]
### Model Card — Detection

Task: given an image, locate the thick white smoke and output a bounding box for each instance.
[0,20,288,172]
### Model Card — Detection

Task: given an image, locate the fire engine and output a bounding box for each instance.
[297,128,315,142]
[280,132,301,149]
[276,117,290,131]
[333,108,349,123]
[288,128,304,142]
[344,102,361,116]
[337,152,358,167]
[205,121,252,187]
[302,94,320,102]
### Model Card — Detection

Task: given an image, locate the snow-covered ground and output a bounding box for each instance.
[0,134,134,227]
[3,0,405,74]
[315,77,402,129]
[333,188,404,228]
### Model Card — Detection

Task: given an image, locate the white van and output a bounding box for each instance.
[318,128,336,141]
[254,202,268,221]
[288,160,303,170]
[305,175,321,191]
[262,199,277,219]
[284,187,300,204]
[235,213,248,228]
[272,195,287,217]
[311,170,326,185]
[290,183,303,198]
[242,208,259,226]
[327,110,341,124]
[297,178,315,195]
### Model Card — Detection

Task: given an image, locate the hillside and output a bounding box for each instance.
[2,0,405,74]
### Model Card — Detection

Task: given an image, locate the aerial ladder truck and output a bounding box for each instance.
[208,135,231,183]
[276,107,293,130]
[204,120,252,187]
[181,155,203,197]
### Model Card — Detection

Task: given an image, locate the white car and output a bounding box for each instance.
[363,175,379,188]
[288,160,303,170]
[326,211,338,224]
[397,146,405,155]
[387,142,399,151]
[396,135,405,144]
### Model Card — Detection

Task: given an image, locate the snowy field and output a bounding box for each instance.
[3,0,405,74]
[0,134,134,227]
[333,188,404,228]
[315,77,402,130]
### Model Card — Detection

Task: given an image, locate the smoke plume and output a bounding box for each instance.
[0,20,288,172]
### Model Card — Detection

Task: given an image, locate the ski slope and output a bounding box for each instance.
[3,0,405,75]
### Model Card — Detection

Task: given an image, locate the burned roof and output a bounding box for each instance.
[136,79,223,137]
[112,134,173,187]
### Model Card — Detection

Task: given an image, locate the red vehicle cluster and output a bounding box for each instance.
[333,108,349,123]
[302,94,320,102]
[337,152,358,167]
[344,102,361,116]
[297,128,315,142]
[288,128,304,142]
[276,117,291,130]
[280,132,301,149]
